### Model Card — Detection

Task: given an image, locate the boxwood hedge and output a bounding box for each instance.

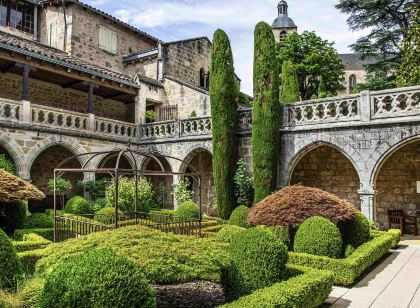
[222,265,334,308]
[14,228,54,242]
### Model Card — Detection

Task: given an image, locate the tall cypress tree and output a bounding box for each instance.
[252,22,280,204]
[210,29,238,219]
[280,60,300,103]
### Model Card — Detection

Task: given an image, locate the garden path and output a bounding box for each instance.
[326,243,420,308]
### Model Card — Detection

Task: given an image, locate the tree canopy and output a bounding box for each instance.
[276,31,345,100]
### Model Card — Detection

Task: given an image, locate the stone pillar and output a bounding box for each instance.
[360,91,371,122]
[87,83,95,114]
[22,64,30,101]
[21,100,31,123]
[359,189,375,221]
[87,113,95,132]
[135,86,147,125]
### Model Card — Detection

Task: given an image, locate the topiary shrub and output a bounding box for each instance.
[174,200,199,219]
[37,249,155,308]
[339,211,371,249]
[294,216,343,259]
[94,207,122,225]
[0,201,26,235]
[222,227,288,301]
[0,229,21,288]
[216,225,246,243]
[228,205,250,228]
[64,196,91,214]
[22,213,53,229]
[90,198,107,213]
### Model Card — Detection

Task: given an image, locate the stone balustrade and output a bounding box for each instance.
[32,104,88,131]
[371,86,420,119]
[95,117,137,139]
[180,117,212,137]
[0,98,21,122]
[139,120,178,140]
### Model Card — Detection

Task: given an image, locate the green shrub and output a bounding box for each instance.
[64,196,91,214]
[94,207,122,225]
[0,229,21,288]
[222,265,334,308]
[38,249,155,308]
[22,213,53,229]
[35,226,229,284]
[17,249,47,274]
[90,198,107,213]
[339,211,370,249]
[0,277,45,308]
[171,179,193,205]
[222,227,288,301]
[344,244,356,258]
[216,225,246,243]
[105,177,153,212]
[12,234,51,253]
[371,229,401,248]
[294,216,343,259]
[267,226,290,246]
[174,200,199,219]
[234,160,254,207]
[0,154,17,175]
[77,179,108,200]
[228,205,249,228]
[14,228,54,242]
[289,230,396,285]
[44,209,64,217]
[0,201,26,235]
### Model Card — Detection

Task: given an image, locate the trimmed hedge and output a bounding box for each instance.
[289,230,397,285]
[216,225,246,243]
[222,227,288,301]
[0,201,27,235]
[38,249,156,308]
[174,200,199,219]
[223,265,334,308]
[65,196,91,214]
[0,229,21,288]
[12,234,51,253]
[371,229,401,248]
[228,205,249,228]
[294,216,343,259]
[94,207,122,225]
[17,249,47,274]
[22,213,53,229]
[339,211,370,249]
[14,228,54,241]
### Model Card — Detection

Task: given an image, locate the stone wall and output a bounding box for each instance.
[290,146,361,209]
[125,58,158,80]
[375,141,420,228]
[163,38,211,88]
[339,69,368,95]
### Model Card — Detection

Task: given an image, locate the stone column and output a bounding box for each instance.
[360,90,371,122]
[135,86,147,125]
[359,189,375,221]
[22,64,30,101]
[87,83,97,132]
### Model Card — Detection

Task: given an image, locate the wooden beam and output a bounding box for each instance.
[61,80,83,89]
[103,93,124,100]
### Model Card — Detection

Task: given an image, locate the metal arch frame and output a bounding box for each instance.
[53,148,202,242]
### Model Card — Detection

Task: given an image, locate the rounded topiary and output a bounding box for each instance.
[0,201,27,235]
[0,229,21,288]
[174,200,199,219]
[339,211,371,249]
[222,227,288,301]
[294,216,343,259]
[216,225,246,243]
[228,205,250,228]
[64,196,91,214]
[94,207,122,225]
[37,249,155,308]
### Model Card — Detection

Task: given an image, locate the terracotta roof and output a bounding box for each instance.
[0,31,139,87]
[339,53,378,70]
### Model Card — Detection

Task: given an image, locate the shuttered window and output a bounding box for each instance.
[47,21,58,48]
[99,25,118,54]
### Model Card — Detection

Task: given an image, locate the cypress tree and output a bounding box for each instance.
[210,29,238,219]
[318,75,328,98]
[252,22,280,204]
[280,60,300,103]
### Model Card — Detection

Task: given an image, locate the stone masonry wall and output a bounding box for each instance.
[290,146,361,209]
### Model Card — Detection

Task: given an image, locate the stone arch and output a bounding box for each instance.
[288,141,362,209]
[0,132,25,177]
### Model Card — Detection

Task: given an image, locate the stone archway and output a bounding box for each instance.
[374,139,420,229]
[289,145,361,209]
[95,153,134,180]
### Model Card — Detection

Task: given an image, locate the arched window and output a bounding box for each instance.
[349,74,357,91]
[280,30,288,41]
[199,68,206,88]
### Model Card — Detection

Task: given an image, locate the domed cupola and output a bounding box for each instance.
[272,1,297,29]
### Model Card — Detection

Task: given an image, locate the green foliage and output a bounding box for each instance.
[277,31,345,100]
[14,228,53,242]
[237,92,253,107]
[17,249,47,274]
[47,178,72,210]
[155,182,170,209]
[0,154,17,175]
[355,75,396,92]
[228,205,249,228]
[279,60,300,103]
[145,110,157,122]
[12,235,51,253]
[371,229,401,248]
[174,200,199,219]
[289,230,397,285]
[0,277,44,308]
[252,22,280,204]
[189,110,197,117]
[0,201,26,235]
[233,159,254,207]
[310,94,318,100]
[344,244,356,258]
[38,249,155,308]
[64,196,91,214]
[397,6,420,87]
[222,265,334,308]
[294,216,343,259]
[94,207,122,225]
[172,179,193,205]
[222,227,288,301]
[90,198,107,213]
[317,75,328,98]
[339,211,371,249]
[105,177,153,213]
[35,226,229,284]
[216,225,246,243]
[210,29,238,220]
[22,213,53,229]
[77,179,108,200]
[267,226,290,246]
[0,229,21,289]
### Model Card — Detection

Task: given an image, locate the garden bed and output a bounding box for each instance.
[288,229,400,286]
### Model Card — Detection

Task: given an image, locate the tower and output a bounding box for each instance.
[272,1,298,43]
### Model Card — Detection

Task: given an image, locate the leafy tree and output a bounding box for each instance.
[48,178,72,210]
[253,22,280,204]
[397,5,420,87]
[234,159,254,207]
[277,31,345,100]
[209,29,238,219]
[318,75,328,98]
[171,179,192,204]
[280,60,300,103]
[336,0,414,90]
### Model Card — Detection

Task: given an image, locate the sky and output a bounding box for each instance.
[85,0,368,95]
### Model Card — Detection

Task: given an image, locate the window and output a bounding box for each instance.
[0,0,35,34]
[47,21,58,48]
[199,68,208,89]
[99,26,118,54]
[349,74,357,91]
